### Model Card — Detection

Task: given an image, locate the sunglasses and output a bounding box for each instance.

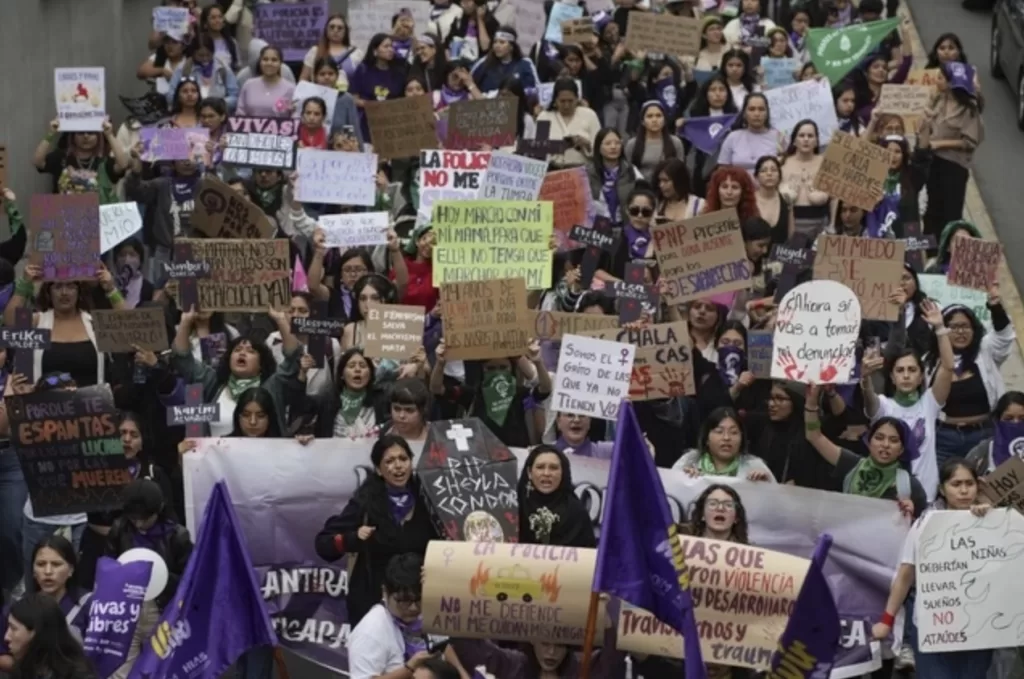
[628,206,654,218]
[43,373,74,388]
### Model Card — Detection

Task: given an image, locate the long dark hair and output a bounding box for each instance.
[9,594,96,679]
[652,157,691,203]
[882,346,926,397]
[934,305,985,369]
[230,386,282,438]
[697,407,746,456]
[117,411,154,472]
[925,32,968,68]
[215,335,276,386]
[734,92,771,130]
[721,49,756,94]
[688,72,738,117]
[349,274,397,323]
[941,62,983,114]
[784,119,819,156]
[632,102,678,169]
[687,484,750,544]
[353,435,420,537]
[993,390,1024,420]
[336,348,377,402]
[499,77,530,137]
[29,535,80,595]
[482,26,525,69]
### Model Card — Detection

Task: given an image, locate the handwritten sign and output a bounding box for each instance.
[652,209,751,305]
[771,280,860,384]
[447,98,518,150]
[441,278,529,361]
[813,130,889,211]
[539,167,590,248]
[918,274,992,327]
[292,81,339,127]
[980,457,1024,512]
[617,536,808,671]
[319,212,389,248]
[529,310,620,341]
[54,67,105,132]
[545,2,584,43]
[253,1,329,62]
[93,307,170,354]
[762,57,799,89]
[560,17,595,44]
[30,193,100,281]
[876,84,933,116]
[165,239,290,312]
[552,334,635,421]
[948,236,1002,292]
[365,96,438,159]
[419,150,491,223]
[580,322,695,400]
[363,303,426,360]
[295,149,377,206]
[479,152,547,201]
[99,203,142,254]
[191,176,275,239]
[915,509,1024,653]
[813,235,904,321]
[763,78,839,146]
[348,0,432,50]
[152,6,190,38]
[139,127,209,163]
[7,385,128,517]
[422,541,603,642]
[747,330,773,379]
[905,68,941,92]
[223,116,299,169]
[625,11,701,56]
[433,201,553,290]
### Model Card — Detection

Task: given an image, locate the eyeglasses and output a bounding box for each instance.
[43,373,74,388]
[628,206,654,218]
[706,499,736,511]
[342,266,369,275]
[768,394,791,403]
[949,323,973,333]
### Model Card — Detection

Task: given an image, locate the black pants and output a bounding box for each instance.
[923,155,970,240]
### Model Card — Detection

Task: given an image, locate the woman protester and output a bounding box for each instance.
[2,593,96,679]
[518,445,596,548]
[682,484,749,543]
[674,407,775,481]
[33,117,130,201]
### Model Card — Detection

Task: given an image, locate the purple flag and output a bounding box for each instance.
[593,402,707,679]
[680,114,738,155]
[127,482,277,679]
[83,558,153,679]
[767,535,841,679]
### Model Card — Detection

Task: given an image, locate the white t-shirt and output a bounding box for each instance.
[876,390,942,503]
[900,513,932,626]
[348,604,406,679]
[209,388,236,437]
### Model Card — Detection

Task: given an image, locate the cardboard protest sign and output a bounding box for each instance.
[417,419,519,541]
[164,239,290,312]
[418,150,491,223]
[580,322,695,400]
[747,330,773,379]
[30,193,101,281]
[529,310,620,342]
[7,385,129,517]
[813,235,904,321]
[54,67,105,132]
[479,151,547,201]
[761,78,840,145]
[152,6,190,38]
[92,307,170,354]
[363,303,426,360]
[253,1,328,61]
[771,280,860,384]
[422,541,605,643]
[552,334,635,420]
[570,221,619,290]
[0,309,51,378]
[295,149,377,206]
[604,261,658,323]
[762,57,799,89]
[652,209,751,305]
[347,0,432,49]
[915,509,1024,653]
[191,176,275,239]
[319,212,389,249]
[905,68,941,92]
[166,384,219,438]
[948,236,1002,292]
[539,167,590,248]
[291,303,344,367]
[769,240,815,303]
[441,278,529,361]
[119,93,168,126]
[617,536,808,671]
[813,130,889,211]
[902,223,936,273]
[223,116,299,169]
[918,274,992,327]
[625,11,701,56]
[545,1,584,43]
[875,84,933,117]
[99,202,142,254]
[365,96,438,159]
[515,119,569,159]
[0,144,6,189]
[560,17,595,44]
[139,127,209,163]
[292,82,339,127]
[433,201,553,290]
[980,457,1024,513]
[446,97,518,150]
[164,242,212,312]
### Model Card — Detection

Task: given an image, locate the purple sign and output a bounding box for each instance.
[139,127,209,163]
[82,558,152,679]
[253,1,329,62]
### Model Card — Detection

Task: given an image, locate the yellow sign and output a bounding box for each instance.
[432,200,554,290]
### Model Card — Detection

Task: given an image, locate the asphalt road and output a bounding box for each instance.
[905,0,1024,288]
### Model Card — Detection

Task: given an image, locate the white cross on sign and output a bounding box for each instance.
[446,423,474,452]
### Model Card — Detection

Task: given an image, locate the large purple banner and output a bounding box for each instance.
[184,439,906,676]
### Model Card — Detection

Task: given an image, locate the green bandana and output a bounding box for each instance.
[848,456,900,498]
[883,171,900,196]
[697,451,740,477]
[227,375,261,400]
[482,371,515,426]
[893,391,920,407]
[339,388,365,425]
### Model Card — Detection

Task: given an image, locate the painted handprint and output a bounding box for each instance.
[659,366,691,397]
[819,356,849,383]
[776,348,806,381]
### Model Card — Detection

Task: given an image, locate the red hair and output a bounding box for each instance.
[703,166,760,222]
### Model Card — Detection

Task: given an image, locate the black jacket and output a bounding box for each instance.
[106,519,193,609]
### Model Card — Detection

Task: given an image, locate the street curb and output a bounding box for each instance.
[899,2,1024,363]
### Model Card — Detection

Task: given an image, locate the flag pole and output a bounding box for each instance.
[578,591,602,679]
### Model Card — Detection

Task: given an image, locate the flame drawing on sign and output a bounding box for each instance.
[539,567,562,602]
[469,562,491,595]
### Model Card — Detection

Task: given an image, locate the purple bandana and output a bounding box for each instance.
[131,519,176,550]
[555,435,594,458]
[438,84,469,107]
[624,223,650,260]
[739,13,761,45]
[391,613,427,660]
[393,37,413,61]
[716,346,745,387]
[790,30,805,52]
[196,60,216,79]
[992,420,1024,467]
[387,486,414,524]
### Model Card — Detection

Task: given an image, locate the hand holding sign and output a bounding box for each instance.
[771,280,860,385]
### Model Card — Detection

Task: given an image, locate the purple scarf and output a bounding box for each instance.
[739,13,761,44]
[131,519,177,550]
[387,485,414,524]
[601,166,620,223]
[790,30,805,53]
[393,38,412,61]
[391,613,427,660]
[624,223,650,260]
[992,420,1024,467]
[196,59,216,79]
[116,266,145,309]
[438,84,469,107]
[555,435,594,458]
[716,346,745,387]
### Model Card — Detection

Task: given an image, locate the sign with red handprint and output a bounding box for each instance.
[771,280,860,385]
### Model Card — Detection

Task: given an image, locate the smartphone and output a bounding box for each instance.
[428,639,451,654]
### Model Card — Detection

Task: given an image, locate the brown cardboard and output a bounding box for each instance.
[365,95,438,159]
[363,303,426,360]
[625,11,701,56]
[441,278,529,360]
[192,175,275,239]
[812,130,889,211]
[93,307,170,354]
[813,235,905,321]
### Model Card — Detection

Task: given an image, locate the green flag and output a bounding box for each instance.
[806,18,901,84]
